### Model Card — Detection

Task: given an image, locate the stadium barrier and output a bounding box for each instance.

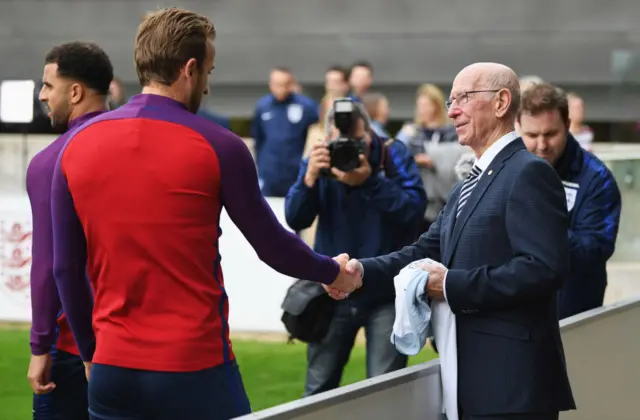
[235,298,640,420]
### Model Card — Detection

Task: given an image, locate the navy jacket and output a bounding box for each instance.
[285,136,426,308]
[361,139,575,416]
[555,134,621,319]
[251,93,318,197]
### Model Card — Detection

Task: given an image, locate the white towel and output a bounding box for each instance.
[390,263,431,355]
[393,258,458,420]
[432,299,458,420]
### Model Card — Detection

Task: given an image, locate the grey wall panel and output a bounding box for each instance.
[1,0,640,87]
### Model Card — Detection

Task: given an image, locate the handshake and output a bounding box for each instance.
[324,253,363,300]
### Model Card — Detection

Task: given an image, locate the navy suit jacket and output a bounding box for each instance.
[361,139,576,416]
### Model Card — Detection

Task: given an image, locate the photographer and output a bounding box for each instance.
[284,99,426,396]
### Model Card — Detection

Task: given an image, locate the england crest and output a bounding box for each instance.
[287,104,303,124]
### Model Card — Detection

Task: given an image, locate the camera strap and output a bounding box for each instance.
[378,137,396,176]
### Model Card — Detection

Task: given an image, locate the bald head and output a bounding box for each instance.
[456,63,520,118]
[448,62,520,155]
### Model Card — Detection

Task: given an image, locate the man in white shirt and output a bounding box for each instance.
[329,62,576,420]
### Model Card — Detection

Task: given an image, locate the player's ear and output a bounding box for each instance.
[184,58,198,81]
[69,83,83,105]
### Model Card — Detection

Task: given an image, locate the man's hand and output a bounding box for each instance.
[83,361,92,381]
[304,141,331,188]
[331,155,372,187]
[27,353,55,394]
[415,153,434,169]
[422,262,448,301]
[324,254,363,299]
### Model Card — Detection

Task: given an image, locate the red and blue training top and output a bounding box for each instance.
[50,94,339,372]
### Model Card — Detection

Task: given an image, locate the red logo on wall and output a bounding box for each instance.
[0,219,33,305]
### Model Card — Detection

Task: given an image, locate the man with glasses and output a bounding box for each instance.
[337,62,576,420]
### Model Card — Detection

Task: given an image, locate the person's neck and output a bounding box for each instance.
[141,84,188,107]
[68,98,108,123]
[473,123,514,159]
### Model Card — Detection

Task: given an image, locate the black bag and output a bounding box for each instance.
[281,280,335,344]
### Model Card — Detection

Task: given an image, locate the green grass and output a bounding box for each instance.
[0,328,436,420]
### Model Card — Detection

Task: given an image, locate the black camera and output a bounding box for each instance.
[324,98,366,173]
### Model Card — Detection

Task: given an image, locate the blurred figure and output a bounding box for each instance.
[285,101,425,397]
[567,92,594,151]
[515,75,544,133]
[396,84,465,234]
[252,67,319,197]
[27,41,112,420]
[348,60,373,100]
[305,95,335,157]
[324,65,350,98]
[518,83,621,319]
[299,94,337,247]
[107,77,126,109]
[519,75,544,92]
[361,92,390,137]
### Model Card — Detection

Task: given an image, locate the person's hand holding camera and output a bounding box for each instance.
[331,154,372,187]
[304,140,331,188]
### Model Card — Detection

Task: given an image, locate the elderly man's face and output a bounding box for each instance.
[447,72,498,148]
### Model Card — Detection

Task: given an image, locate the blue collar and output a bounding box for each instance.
[554,134,583,180]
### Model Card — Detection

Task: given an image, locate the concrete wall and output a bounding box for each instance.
[234,299,640,420]
[1,0,640,119]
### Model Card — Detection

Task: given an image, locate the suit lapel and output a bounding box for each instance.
[442,183,461,266]
[444,139,525,264]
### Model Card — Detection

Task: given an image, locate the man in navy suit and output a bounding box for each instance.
[333,63,576,420]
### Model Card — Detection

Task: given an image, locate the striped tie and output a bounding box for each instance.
[456,165,482,218]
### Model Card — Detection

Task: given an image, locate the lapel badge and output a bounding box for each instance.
[488,169,493,175]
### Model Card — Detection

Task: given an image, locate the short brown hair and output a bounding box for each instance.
[134,8,216,86]
[517,83,569,124]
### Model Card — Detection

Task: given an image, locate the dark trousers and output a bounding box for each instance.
[88,360,251,420]
[303,301,408,396]
[461,412,559,420]
[33,349,88,420]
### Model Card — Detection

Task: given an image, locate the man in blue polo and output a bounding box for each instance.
[251,67,318,197]
[518,83,621,319]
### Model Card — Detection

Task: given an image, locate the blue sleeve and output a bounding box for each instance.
[284,159,320,231]
[444,160,569,313]
[250,103,265,155]
[51,145,95,362]
[568,170,621,264]
[307,100,319,126]
[356,141,426,227]
[26,158,62,355]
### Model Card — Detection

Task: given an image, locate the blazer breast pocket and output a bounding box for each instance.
[470,317,531,341]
